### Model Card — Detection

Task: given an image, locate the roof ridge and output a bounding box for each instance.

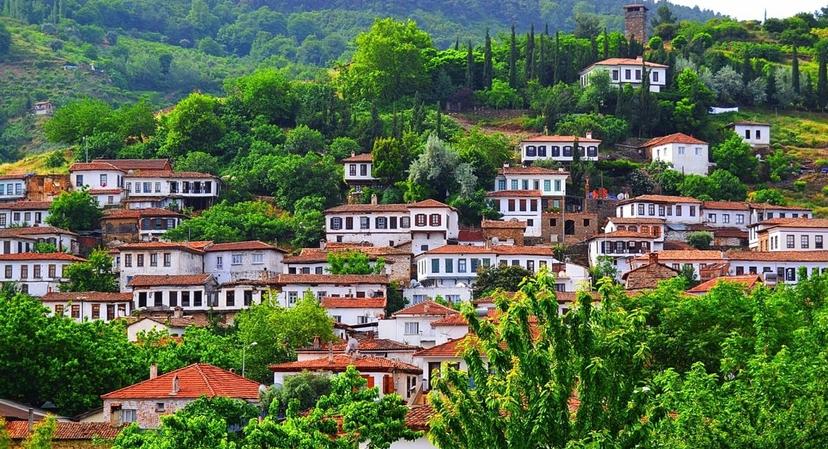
[195,364,216,396]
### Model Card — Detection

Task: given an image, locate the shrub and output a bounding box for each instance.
[794,180,807,192]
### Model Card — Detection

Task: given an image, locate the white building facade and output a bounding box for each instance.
[579,57,668,92]
[519,135,600,164]
[645,133,710,176]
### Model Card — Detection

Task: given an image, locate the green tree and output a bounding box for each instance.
[175,151,221,175]
[283,125,326,155]
[160,93,225,157]
[61,249,118,293]
[327,251,385,275]
[508,24,517,88]
[712,133,758,182]
[46,189,102,232]
[43,99,113,144]
[165,201,291,243]
[291,195,326,248]
[749,188,786,205]
[226,68,296,125]
[817,39,828,108]
[407,135,476,201]
[0,22,10,56]
[482,29,493,89]
[23,415,55,449]
[687,231,713,249]
[264,371,331,417]
[342,18,433,105]
[472,264,532,297]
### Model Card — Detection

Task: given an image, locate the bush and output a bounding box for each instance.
[687,231,714,250]
[44,151,65,168]
[794,180,807,192]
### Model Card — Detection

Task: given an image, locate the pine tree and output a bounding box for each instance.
[465,42,474,89]
[509,24,518,88]
[792,45,801,94]
[483,29,493,89]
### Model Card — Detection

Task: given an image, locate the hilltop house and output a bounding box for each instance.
[579,57,668,92]
[645,133,710,176]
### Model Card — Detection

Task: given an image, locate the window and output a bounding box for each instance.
[653,71,659,82]
[786,268,796,282]
[226,290,235,307]
[76,175,84,186]
[612,69,619,81]
[708,213,716,223]
[658,205,665,216]
[404,322,419,335]
[543,180,551,192]
[287,291,298,305]
[400,216,410,228]
[143,182,151,193]
[181,291,190,307]
[676,205,682,216]
[511,180,519,190]
[415,214,427,226]
[150,253,158,267]
[124,254,132,267]
[507,199,515,212]
[722,214,730,224]
[498,179,507,191]
[345,217,353,230]
[194,291,202,307]
[527,260,535,272]
[431,258,440,274]
[216,256,223,269]
[33,265,41,279]
[252,253,263,264]
[20,265,27,279]
[745,129,751,139]
[169,291,178,307]
[648,204,655,216]
[360,164,368,176]
[429,214,441,226]
[232,254,242,265]
[122,409,137,424]
[802,235,810,249]
[471,258,480,272]
[635,69,641,80]
[349,164,357,176]
[787,235,795,249]
[163,253,171,267]
[458,259,467,273]
[817,235,824,249]
[71,304,80,318]
[48,264,55,278]
[526,145,537,157]
[55,304,64,315]
[519,199,527,212]
[445,259,453,273]
[4,265,11,279]
[360,216,370,229]
[376,217,388,229]
[331,217,342,230]
[625,69,631,79]
[689,206,696,217]
[137,254,144,267]
[538,145,547,157]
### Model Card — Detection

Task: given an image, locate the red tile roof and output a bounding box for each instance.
[298,337,419,353]
[686,275,762,294]
[643,132,707,147]
[632,250,723,262]
[325,203,410,213]
[522,135,601,143]
[103,208,183,219]
[41,291,132,302]
[205,241,282,252]
[408,199,453,209]
[726,250,828,262]
[276,273,389,285]
[5,421,120,440]
[128,274,213,288]
[423,244,555,256]
[590,230,658,239]
[756,218,828,230]
[0,226,76,237]
[607,217,666,224]
[0,173,30,180]
[88,188,123,195]
[405,405,434,431]
[342,153,373,162]
[97,159,172,171]
[101,363,261,400]
[702,201,750,211]
[269,354,421,374]
[0,252,83,262]
[0,201,52,210]
[618,194,702,205]
[482,220,527,229]
[457,229,484,241]
[749,203,811,211]
[486,189,543,198]
[588,57,668,68]
[498,166,569,176]
[393,300,458,317]
[413,337,466,358]
[115,241,207,254]
[69,162,122,172]
[125,170,216,179]
[320,297,387,309]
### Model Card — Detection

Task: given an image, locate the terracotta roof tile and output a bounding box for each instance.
[299,337,419,353]
[482,220,527,229]
[726,250,828,262]
[103,208,183,219]
[392,300,458,317]
[325,204,410,213]
[632,250,723,261]
[702,201,750,211]
[342,153,373,162]
[497,166,570,176]
[588,57,668,68]
[5,421,120,440]
[686,275,762,294]
[128,274,213,288]
[749,203,811,211]
[0,226,76,237]
[413,337,465,358]
[320,297,386,309]
[69,162,122,172]
[125,170,216,179]
[757,218,828,230]
[101,363,260,400]
[423,244,555,256]
[115,241,208,253]
[522,135,601,143]
[607,217,665,224]
[486,189,543,198]
[97,159,172,171]
[457,229,484,241]
[622,262,680,290]
[205,241,281,252]
[405,405,434,431]
[276,273,389,285]
[618,194,702,205]
[269,354,421,374]
[89,188,123,194]
[590,230,658,239]
[643,132,707,147]
[0,173,30,180]
[41,291,132,302]
[0,252,83,262]
[0,201,52,210]
[408,199,452,209]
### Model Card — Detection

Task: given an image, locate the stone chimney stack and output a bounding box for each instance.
[624,4,648,46]
[371,194,378,205]
[150,363,158,380]
[648,251,658,265]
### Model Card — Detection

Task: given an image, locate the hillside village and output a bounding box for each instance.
[5,2,828,449]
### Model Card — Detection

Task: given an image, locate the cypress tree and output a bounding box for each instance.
[804,73,817,110]
[435,103,442,139]
[454,38,459,51]
[539,33,548,86]
[741,52,752,86]
[483,29,493,89]
[553,31,560,84]
[602,28,609,59]
[590,35,598,62]
[819,56,828,109]
[509,24,518,88]
[465,42,474,89]
[526,25,535,82]
[766,67,777,106]
[792,45,801,94]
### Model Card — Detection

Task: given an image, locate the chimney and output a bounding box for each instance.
[27,408,33,432]
[648,252,658,265]
[150,363,158,380]
[312,335,321,349]
[327,343,334,361]
[585,130,593,139]
[171,375,180,395]
[371,194,378,205]
[503,163,510,168]
[173,307,183,319]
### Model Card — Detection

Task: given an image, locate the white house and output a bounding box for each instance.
[377,300,459,348]
[269,355,421,400]
[41,291,132,322]
[402,284,473,305]
[748,218,828,252]
[579,56,668,92]
[749,203,812,223]
[702,201,751,231]
[101,208,185,242]
[203,241,284,284]
[114,241,208,289]
[0,226,78,254]
[124,171,220,210]
[486,190,543,237]
[729,121,770,147]
[493,166,569,211]
[0,174,28,201]
[69,161,125,207]
[615,195,703,225]
[342,153,378,192]
[296,335,421,365]
[217,278,278,311]
[0,201,51,227]
[588,229,664,279]
[320,296,387,326]
[519,135,600,164]
[274,273,389,308]
[645,133,710,175]
[727,251,828,284]
[0,252,84,296]
[325,199,459,255]
[128,273,219,311]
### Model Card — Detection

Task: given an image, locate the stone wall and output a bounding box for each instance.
[542,212,599,245]
[103,398,193,429]
[624,5,648,45]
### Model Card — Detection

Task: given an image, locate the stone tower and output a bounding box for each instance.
[624,4,648,46]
